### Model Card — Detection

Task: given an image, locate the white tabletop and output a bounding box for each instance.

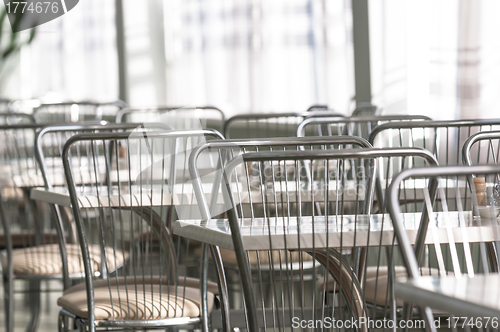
[30,182,226,208]
[29,179,366,208]
[30,185,195,208]
[396,274,500,320]
[173,211,497,251]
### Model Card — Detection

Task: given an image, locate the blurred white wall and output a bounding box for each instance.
[124,0,355,115]
[370,0,500,119]
[1,0,119,103]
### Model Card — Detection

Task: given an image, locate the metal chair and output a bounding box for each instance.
[59,129,224,332]
[190,147,438,330]
[188,136,374,329]
[0,98,12,112]
[0,122,168,332]
[462,130,500,166]
[35,123,172,191]
[351,104,379,117]
[32,101,126,123]
[297,115,431,140]
[387,165,500,331]
[0,121,60,332]
[369,119,500,166]
[35,123,173,280]
[222,111,343,139]
[306,104,331,112]
[189,135,373,219]
[115,106,225,133]
[0,112,35,125]
[369,119,500,209]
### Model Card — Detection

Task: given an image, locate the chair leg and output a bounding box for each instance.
[58,311,66,332]
[25,280,41,332]
[58,310,77,332]
[3,274,14,332]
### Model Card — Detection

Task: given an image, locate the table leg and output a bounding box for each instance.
[209,245,231,332]
[314,249,368,332]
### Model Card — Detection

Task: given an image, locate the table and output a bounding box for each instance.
[30,183,496,330]
[30,177,473,214]
[395,274,500,320]
[173,211,496,250]
[173,210,498,330]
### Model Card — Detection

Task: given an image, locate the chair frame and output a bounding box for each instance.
[0,112,36,123]
[0,122,53,332]
[32,123,172,288]
[462,130,500,166]
[32,101,126,123]
[189,135,373,221]
[1,121,170,332]
[61,129,225,332]
[115,106,225,132]
[197,147,438,331]
[368,119,500,157]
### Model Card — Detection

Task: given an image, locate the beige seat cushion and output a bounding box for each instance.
[318,266,441,307]
[58,277,214,320]
[194,246,313,266]
[1,244,128,276]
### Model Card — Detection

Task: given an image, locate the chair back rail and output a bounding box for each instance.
[33,101,126,123]
[370,119,500,209]
[222,111,343,139]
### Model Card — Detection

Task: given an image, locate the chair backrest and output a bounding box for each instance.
[115,106,225,132]
[189,136,373,221]
[35,123,172,189]
[369,119,500,165]
[0,112,36,124]
[297,115,431,140]
[370,119,500,208]
[462,130,500,166]
[32,101,126,123]
[0,98,11,112]
[190,147,438,330]
[389,165,500,278]
[61,130,223,326]
[222,111,343,139]
[306,104,330,112]
[387,165,500,324]
[32,123,173,287]
[0,123,45,189]
[0,123,57,275]
[351,104,379,117]
[0,122,167,288]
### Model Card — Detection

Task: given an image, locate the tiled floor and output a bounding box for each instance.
[0,278,61,331]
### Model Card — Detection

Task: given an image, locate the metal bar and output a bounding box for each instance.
[352,0,372,106]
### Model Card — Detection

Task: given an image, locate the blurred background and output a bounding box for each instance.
[1,0,500,118]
